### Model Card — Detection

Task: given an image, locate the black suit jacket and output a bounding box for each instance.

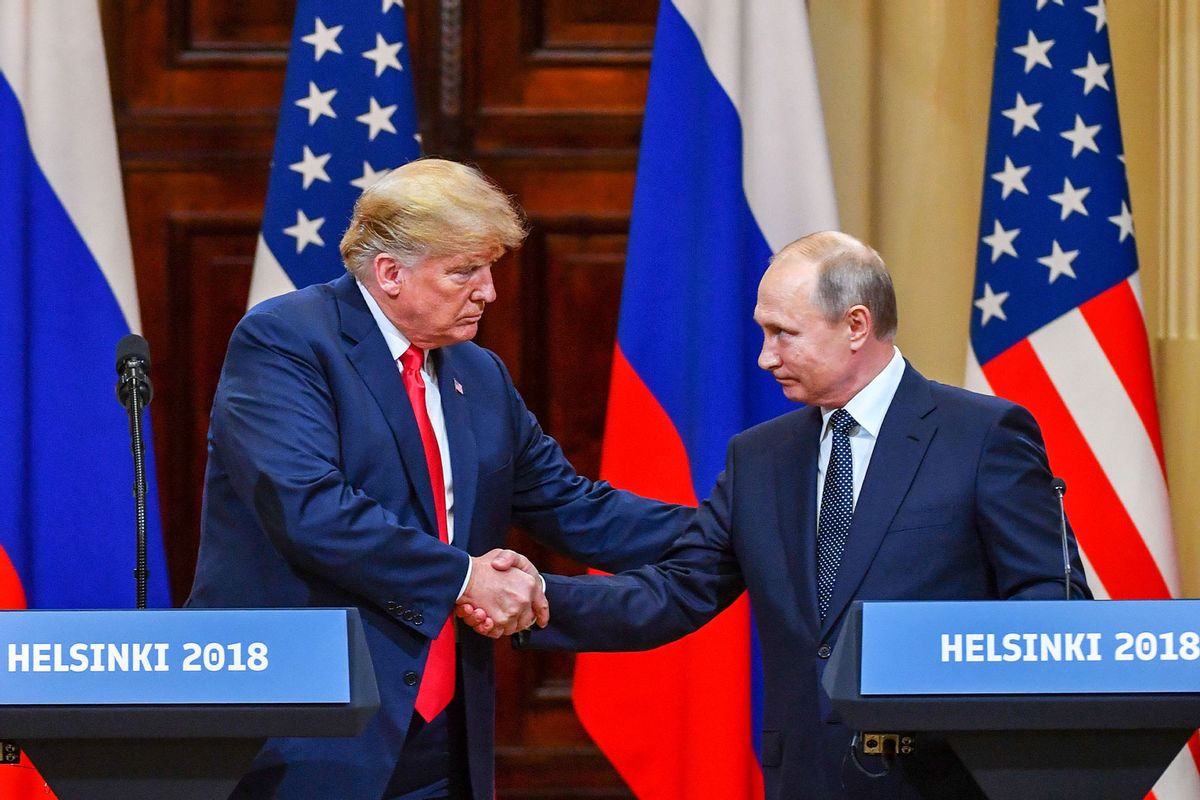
[527,364,1090,799]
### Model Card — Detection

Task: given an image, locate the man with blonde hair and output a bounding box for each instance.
[189,158,688,800]
[489,230,1091,799]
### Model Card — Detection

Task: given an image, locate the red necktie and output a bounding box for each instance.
[400,346,455,722]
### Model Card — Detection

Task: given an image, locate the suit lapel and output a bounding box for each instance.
[820,365,937,638]
[434,347,477,554]
[335,275,440,534]
[775,406,822,636]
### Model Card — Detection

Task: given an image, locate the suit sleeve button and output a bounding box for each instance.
[817,644,832,659]
[403,671,418,686]
[386,601,400,612]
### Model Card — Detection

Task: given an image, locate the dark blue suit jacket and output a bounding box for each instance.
[187,274,689,799]
[527,364,1091,799]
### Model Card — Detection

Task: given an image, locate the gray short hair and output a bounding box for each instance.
[339,158,528,280]
[772,231,898,339]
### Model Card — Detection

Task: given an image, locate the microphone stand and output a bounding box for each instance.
[119,361,150,610]
[1053,477,1070,601]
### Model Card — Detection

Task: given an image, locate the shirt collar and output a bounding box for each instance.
[820,346,905,439]
[356,280,435,377]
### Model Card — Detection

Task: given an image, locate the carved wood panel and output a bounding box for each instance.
[103,0,656,795]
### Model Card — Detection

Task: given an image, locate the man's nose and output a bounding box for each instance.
[473,266,497,303]
[758,341,779,371]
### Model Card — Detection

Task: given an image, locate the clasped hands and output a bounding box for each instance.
[456,549,546,639]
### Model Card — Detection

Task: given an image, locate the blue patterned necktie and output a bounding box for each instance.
[817,408,857,621]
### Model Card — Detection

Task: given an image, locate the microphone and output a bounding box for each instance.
[115,334,153,408]
[115,334,153,608]
[1052,477,1071,600]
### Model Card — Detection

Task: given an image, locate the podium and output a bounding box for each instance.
[823,601,1200,800]
[0,608,379,800]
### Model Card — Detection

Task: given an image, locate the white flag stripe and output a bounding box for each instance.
[969,344,1111,598]
[1153,737,1200,798]
[964,347,994,395]
[0,0,141,333]
[1128,272,1145,314]
[248,234,300,309]
[674,0,838,252]
[1076,547,1108,600]
[1028,311,1179,595]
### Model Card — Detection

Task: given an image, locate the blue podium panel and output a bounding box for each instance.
[0,609,349,704]
[861,600,1200,696]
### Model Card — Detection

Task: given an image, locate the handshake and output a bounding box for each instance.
[455,549,547,639]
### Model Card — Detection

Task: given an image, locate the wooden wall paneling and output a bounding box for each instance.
[122,169,265,604]
[162,210,259,603]
[400,0,456,155]
[466,1,650,157]
[184,0,295,51]
[457,1,657,796]
[537,0,657,52]
[104,0,289,603]
[540,229,629,494]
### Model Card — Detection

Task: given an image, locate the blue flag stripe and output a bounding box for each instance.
[618,0,794,502]
[0,71,169,608]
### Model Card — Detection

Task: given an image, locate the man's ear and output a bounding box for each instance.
[846,304,873,351]
[372,253,404,297]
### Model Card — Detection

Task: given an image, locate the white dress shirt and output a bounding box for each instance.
[358,281,471,597]
[815,346,906,521]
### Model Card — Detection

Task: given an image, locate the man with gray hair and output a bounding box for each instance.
[479,230,1091,799]
[188,158,689,800]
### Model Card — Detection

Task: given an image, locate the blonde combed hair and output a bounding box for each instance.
[339,158,528,279]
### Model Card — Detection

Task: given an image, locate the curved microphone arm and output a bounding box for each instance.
[116,335,153,609]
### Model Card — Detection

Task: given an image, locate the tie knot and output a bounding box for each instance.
[400,346,425,373]
[829,408,857,436]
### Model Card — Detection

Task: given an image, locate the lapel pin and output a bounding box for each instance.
[454,379,464,395]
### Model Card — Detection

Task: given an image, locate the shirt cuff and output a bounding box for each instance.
[453,554,544,600]
[456,555,472,601]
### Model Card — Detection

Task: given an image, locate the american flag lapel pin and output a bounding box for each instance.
[454,379,464,395]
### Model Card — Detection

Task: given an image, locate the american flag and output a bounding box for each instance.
[247,0,420,305]
[966,1,1200,796]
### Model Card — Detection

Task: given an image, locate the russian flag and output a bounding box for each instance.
[0,2,170,791]
[0,8,171,614]
[572,1,837,795]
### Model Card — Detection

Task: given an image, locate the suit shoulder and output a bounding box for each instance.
[442,341,509,378]
[208,286,340,392]
[732,406,812,448]
[927,380,1030,424]
[229,281,342,349]
[439,341,519,396]
[443,340,500,370]
[243,280,336,323]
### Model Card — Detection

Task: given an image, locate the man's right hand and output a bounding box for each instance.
[458,548,548,638]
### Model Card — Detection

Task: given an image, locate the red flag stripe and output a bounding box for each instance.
[981,340,1171,600]
[576,346,763,799]
[1078,279,1167,475]
[599,346,697,506]
[574,598,764,799]
[0,545,27,610]
[1026,309,1177,594]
